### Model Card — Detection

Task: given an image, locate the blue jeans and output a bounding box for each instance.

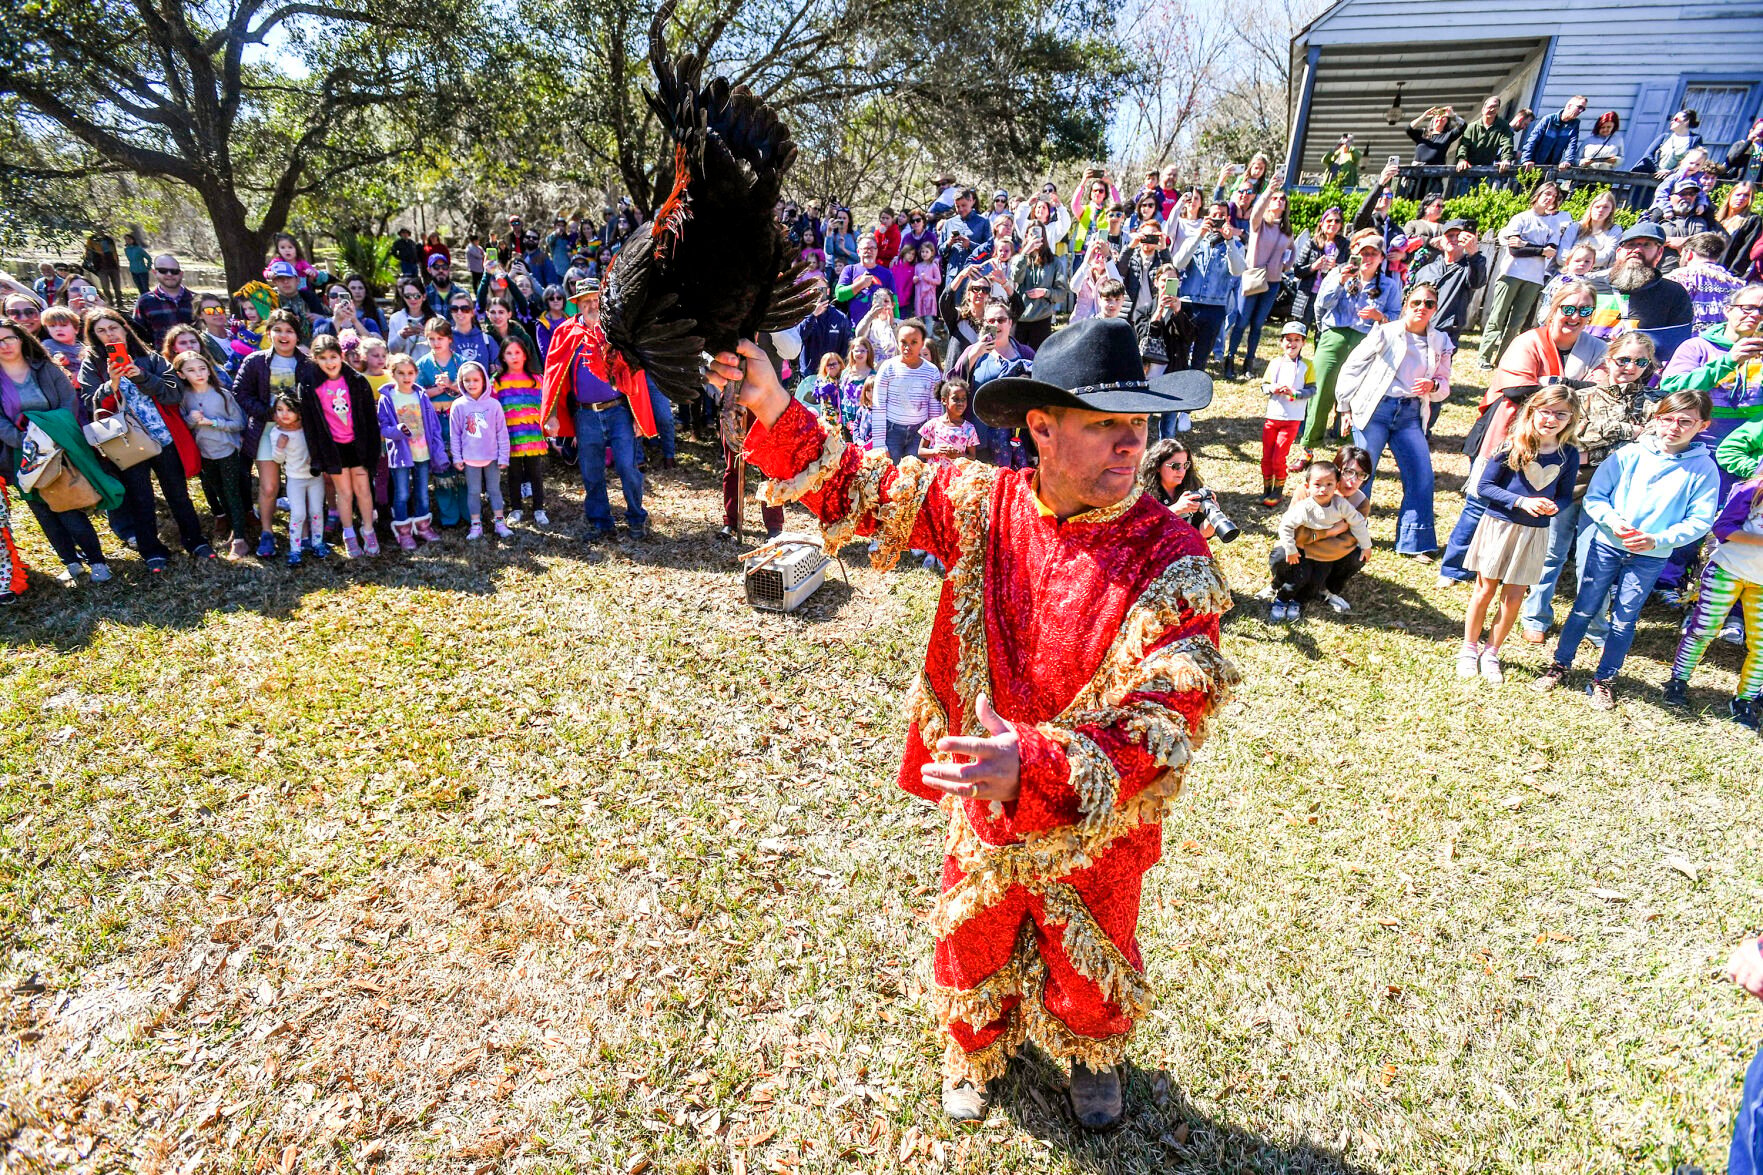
[1226,285,1281,368]
[1185,303,1227,373]
[650,392,677,461]
[885,420,922,464]
[1731,1041,1763,1175]
[1520,500,1609,639]
[1214,284,1241,360]
[574,400,647,533]
[1440,489,1486,583]
[389,461,432,524]
[1351,396,1437,555]
[1551,536,1670,681]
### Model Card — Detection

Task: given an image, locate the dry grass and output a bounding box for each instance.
[2,347,1762,1174]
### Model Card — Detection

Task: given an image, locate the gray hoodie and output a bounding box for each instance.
[181,384,246,459]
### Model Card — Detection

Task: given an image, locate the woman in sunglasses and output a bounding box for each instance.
[1441,280,1608,585]
[387,279,432,359]
[1334,281,1455,559]
[1518,331,1658,642]
[534,285,571,360]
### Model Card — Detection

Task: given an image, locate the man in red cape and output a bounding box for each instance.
[709,317,1238,1129]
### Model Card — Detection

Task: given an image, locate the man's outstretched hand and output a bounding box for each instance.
[707,339,791,430]
[920,694,1022,805]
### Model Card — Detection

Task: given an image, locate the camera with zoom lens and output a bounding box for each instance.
[1194,488,1241,544]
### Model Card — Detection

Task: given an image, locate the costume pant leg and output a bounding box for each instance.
[934,857,1148,1083]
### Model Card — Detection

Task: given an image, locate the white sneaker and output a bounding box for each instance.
[508,509,523,524]
[1324,592,1351,614]
[1479,648,1505,685]
[467,524,484,542]
[88,562,112,583]
[54,563,81,586]
[494,519,514,538]
[1175,412,1193,432]
[1722,620,1746,645]
[533,509,550,526]
[1455,644,1482,678]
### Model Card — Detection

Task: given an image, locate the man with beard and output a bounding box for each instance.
[1650,179,1727,272]
[1587,222,1696,363]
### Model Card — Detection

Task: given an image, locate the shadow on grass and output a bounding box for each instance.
[988,1046,1379,1174]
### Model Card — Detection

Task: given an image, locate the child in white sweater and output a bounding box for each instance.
[1260,322,1317,507]
[1270,459,1372,621]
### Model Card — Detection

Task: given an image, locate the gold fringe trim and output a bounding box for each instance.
[1059,484,1144,526]
[931,928,1037,1031]
[908,670,949,752]
[1039,882,1155,1019]
[943,464,999,738]
[937,939,1133,1083]
[756,422,847,506]
[868,456,934,571]
[1026,1003,1133,1072]
[819,450,891,555]
[1037,727,1120,834]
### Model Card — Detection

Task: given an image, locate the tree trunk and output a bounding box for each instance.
[206,192,273,290]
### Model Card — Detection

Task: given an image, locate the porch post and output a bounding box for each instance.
[1285,44,1321,185]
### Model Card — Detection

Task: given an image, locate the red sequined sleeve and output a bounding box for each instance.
[1000,556,1238,841]
[744,398,963,568]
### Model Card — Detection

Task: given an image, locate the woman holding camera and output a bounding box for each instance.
[1334,281,1455,559]
[1137,438,1221,540]
[1294,228,1402,461]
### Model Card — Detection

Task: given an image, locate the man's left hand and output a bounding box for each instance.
[921,693,1021,804]
[1731,938,1763,999]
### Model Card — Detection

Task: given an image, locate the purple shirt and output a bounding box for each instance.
[572,348,618,408]
[837,263,896,323]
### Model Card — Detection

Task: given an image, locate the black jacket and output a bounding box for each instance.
[234,347,313,458]
[295,362,380,474]
[1407,252,1489,334]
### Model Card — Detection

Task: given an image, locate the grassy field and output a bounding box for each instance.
[3,349,1762,1175]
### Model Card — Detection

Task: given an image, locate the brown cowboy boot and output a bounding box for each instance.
[941,1078,989,1123]
[1068,1061,1123,1130]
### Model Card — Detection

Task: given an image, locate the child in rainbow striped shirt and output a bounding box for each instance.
[494,336,549,526]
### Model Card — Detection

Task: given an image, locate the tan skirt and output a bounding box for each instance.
[1464,514,1550,585]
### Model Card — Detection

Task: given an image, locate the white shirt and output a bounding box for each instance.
[875,355,941,428]
[1500,210,1572,286]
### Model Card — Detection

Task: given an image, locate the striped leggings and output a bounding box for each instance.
[1672,563,1763,698]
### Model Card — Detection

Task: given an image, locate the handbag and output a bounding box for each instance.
[83,406,162,469]
[1240,266,1270,297]
[31,454,101,512]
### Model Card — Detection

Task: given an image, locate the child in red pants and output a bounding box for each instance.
[1259,322,1316,507]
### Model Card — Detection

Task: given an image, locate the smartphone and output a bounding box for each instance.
[1386,155,1401,169]
[106,341,130,367]
[1163,277,1181,297]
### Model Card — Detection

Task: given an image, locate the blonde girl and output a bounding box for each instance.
[1458,385,1583,683]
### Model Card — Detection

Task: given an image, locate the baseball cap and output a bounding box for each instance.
[993,189,1009,201]
[1619,221,1666,245]
[1441,218,1476,232]
[265,259,297,279]
[1673,177,1703,193]
[427,253,449,267]
[1278,321,1308,338]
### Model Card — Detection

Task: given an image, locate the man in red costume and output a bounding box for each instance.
[709,317,1237,1129]
[540,276,658,541]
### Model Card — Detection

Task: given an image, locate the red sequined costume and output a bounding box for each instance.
[745,398,1238,1083]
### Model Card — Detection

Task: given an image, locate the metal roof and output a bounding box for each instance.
[1290,38,1547,180]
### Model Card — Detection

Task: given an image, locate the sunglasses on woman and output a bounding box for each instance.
[1559,304,1595,319]
[1408,298,1437,309]
[1611,355,1651,367]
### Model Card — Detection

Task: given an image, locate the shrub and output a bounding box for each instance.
[1286,178,1644,238]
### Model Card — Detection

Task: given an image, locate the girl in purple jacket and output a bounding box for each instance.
[378,353,448,547]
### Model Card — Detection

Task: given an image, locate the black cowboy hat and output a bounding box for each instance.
[972,317,1212,429]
